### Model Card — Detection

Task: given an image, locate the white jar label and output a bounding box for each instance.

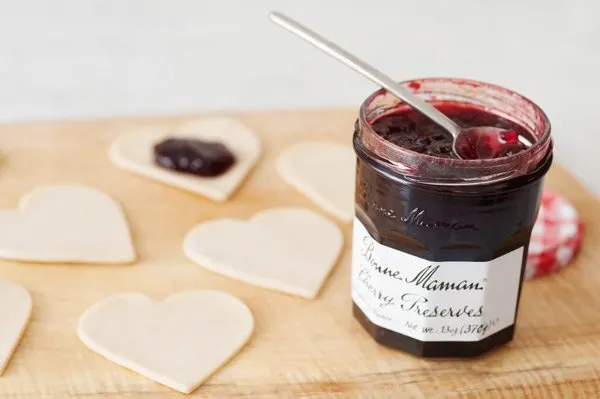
[352,217,524,342]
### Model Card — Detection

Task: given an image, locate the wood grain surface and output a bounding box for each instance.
[0,110,598,398]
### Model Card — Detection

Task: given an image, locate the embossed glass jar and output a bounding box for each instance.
[352,78,553,358]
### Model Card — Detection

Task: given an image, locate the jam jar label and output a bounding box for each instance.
[352,218,524,342]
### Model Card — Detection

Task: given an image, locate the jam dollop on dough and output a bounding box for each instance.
[370,104,532,159]
[153,138,236,177]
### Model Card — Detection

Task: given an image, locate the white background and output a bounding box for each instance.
[0,0,598,194]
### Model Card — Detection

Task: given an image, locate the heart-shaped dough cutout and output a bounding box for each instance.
[0,279,32,375]
[0,185,135,264]
[277,141,355,222]
[78,290,253,394]
[109,118,261,201]
[184,207,344,299]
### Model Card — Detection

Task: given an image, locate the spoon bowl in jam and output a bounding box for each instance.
[269,11,533,160]
[457,126,533,159]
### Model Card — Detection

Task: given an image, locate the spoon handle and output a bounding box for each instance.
[269,11,462,138]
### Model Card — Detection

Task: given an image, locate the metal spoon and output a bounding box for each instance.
[269,11,532,159]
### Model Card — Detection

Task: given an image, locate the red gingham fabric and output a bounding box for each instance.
[525,189,584,280]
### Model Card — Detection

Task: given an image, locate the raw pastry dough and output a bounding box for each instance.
[277,141,355,222]
[0,279,32,375]
[109,118,261,201]
[0,185,135,264]
[77,290,253,394]
[184,207,344,299]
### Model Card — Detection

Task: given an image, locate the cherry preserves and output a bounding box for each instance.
[154,138,236,177]
[351,78,553,358]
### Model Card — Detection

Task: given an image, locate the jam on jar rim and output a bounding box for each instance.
[356,77,553,186]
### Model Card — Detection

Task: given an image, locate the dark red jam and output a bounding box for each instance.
[154,138,236,177]
[352,88,552,358]
[370,104,532,159]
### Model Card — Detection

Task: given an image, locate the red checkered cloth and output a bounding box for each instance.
[525,189,584,280]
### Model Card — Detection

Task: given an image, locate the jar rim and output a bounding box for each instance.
[357,77,553,186]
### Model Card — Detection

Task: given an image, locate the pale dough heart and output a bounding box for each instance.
[184,207,344,299]
[77,290,253,394]
[0,279,32,375]
[0,185,135,264]
[277,141,355,222]
[109,118,261,201]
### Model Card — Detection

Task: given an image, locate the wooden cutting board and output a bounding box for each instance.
[0,110,599,398]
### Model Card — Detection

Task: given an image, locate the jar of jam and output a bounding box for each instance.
[352,78,553,358]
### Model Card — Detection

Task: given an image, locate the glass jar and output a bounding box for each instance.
[351,78,553,358]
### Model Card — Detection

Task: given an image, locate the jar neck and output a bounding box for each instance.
[357,78,552,186]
